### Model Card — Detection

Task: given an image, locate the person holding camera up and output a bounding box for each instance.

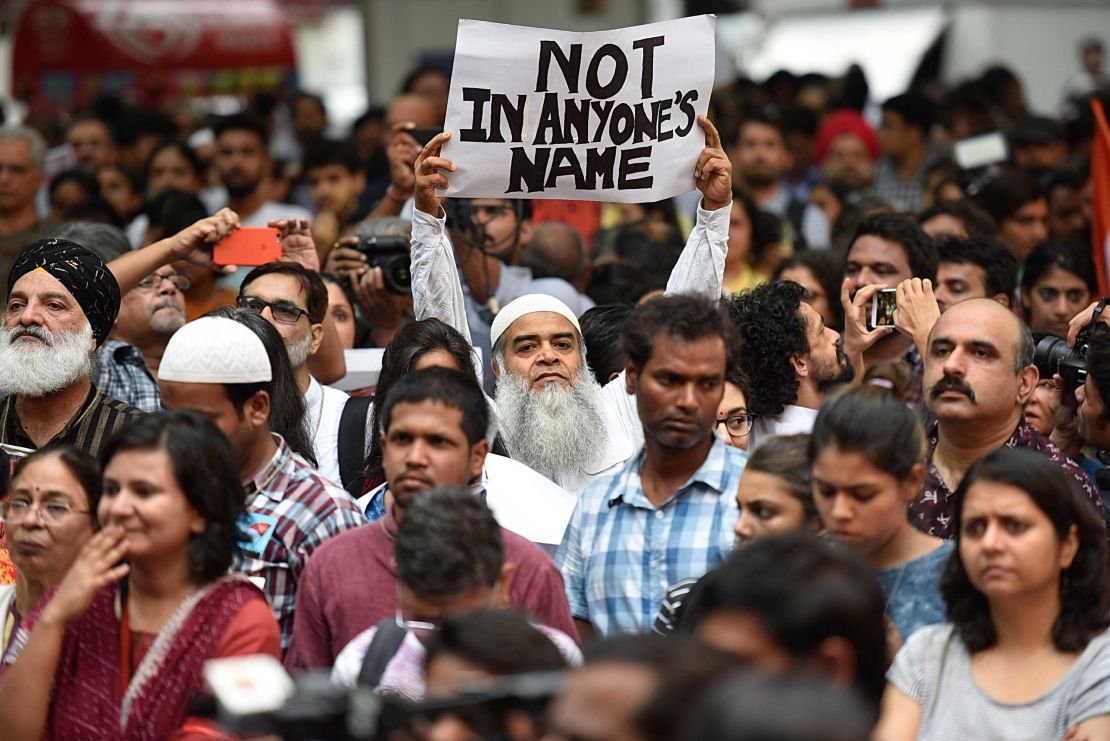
[1042,298,1110,516]
[913,298,1101,539]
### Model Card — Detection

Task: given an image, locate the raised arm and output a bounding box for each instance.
[664,116,733,299]
[410,132,474,343]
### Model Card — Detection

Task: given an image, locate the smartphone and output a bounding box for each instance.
[870,289,898,329]
[213,227,281,267]
[409,127,444,147]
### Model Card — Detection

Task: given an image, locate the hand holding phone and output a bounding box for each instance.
[869,289,898,330]
[213,227,282,267]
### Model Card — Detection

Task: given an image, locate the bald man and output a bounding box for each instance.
[913,299,1100,537]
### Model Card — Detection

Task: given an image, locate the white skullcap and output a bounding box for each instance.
[158,316,272,384]
[490,294,582,347]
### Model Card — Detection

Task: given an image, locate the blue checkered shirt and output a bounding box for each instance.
[556,436,745,636]
[94,340,162,413]
[237,434,367,652]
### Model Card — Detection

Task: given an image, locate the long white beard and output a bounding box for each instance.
[286,329,313,369]
[0,322,95,397]
[495,368,608,483]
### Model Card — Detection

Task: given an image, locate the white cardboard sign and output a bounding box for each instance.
[441,15,716,202]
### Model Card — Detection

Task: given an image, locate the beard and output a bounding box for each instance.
[286,329,313,369]
[149,301,186,335]
[815,345,856,393]
[0,322,95,397]
[494,368,608,483]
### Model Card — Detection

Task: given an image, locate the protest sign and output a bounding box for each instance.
[441,15,716,202]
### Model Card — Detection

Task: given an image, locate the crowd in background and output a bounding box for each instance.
[0,29,1105,741]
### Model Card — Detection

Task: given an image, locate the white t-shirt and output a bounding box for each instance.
[890,624,1110,740]
[750,405,819,448]
[304,376,350,486]
[331,621,581,697]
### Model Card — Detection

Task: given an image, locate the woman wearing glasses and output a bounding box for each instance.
[0,446,100,664]
[0,411,281,740]
[714,377,756,452]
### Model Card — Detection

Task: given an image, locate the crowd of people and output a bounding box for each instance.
[0,30,1106,741]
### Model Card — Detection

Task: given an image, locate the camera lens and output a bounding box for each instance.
[1033,335,1087,390]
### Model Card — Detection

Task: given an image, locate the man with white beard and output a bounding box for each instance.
[238,261,351,484]
[0,239,142,455]
[94,264,189,412]
[409,119,734,493]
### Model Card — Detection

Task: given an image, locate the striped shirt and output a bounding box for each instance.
[0,385,143,456]
[237,434,366,653]
[557,437,745,636]
[94,340,163,413]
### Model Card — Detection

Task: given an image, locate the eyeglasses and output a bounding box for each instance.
[716,412,757,439]
[236,295,309,325]
[137,272,191,292]
[1,498,89,525]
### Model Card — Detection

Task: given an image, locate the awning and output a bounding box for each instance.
[13,0,296,112]
[14,0,295,74]
[742,7,947,103]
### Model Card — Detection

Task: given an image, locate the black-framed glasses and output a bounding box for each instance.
[1,498,90,525]
[716,412,757,439]
[236,295,309,325]
[137,272,191,292]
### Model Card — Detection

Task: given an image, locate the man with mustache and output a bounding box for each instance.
[411,119,733,493]
[94,264,189,412]
[728,280,853,445]
[557,296,745,637]
[914,298,1100,538]
[0,239,142,455]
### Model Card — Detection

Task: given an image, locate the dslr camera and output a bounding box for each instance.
[1034,299,1109,392]
[353,235,411,294]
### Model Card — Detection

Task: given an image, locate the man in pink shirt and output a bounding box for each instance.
[285,367,575,671]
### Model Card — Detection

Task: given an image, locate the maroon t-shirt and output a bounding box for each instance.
[285,508,577,672]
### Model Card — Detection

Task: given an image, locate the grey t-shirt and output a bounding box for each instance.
[878,541,954,641]
[890,624,1110,740]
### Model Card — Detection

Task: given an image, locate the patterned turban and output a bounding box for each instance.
[6,238,121,347]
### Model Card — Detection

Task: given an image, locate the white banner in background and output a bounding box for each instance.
[441,15,716,203]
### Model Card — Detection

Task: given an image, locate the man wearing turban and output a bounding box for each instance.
[0,238,142,455]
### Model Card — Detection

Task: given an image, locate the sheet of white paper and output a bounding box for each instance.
[441,16,716,203]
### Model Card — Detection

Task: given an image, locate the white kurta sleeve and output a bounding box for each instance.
[663,199,731,299]
[410,207,473,344]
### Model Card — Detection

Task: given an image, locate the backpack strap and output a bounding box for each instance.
[356,616,407,689]
[338,394,373,497]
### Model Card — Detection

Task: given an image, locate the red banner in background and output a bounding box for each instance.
[1091,99,1110,297]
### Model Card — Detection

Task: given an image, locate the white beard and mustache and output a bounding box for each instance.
[494,367,608,482]
[0,322,95,398]
[286,328,313,369]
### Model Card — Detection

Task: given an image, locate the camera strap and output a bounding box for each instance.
[356,617,407,689]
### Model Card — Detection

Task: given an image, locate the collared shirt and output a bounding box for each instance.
[409,201,731,495]
[237,433,365,652]
[866,149,942,214]
[0,386,142,456]
[914,420,1102,539]
[557,436,746,636]
[304,376,349,485]
[94,340,162,413]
